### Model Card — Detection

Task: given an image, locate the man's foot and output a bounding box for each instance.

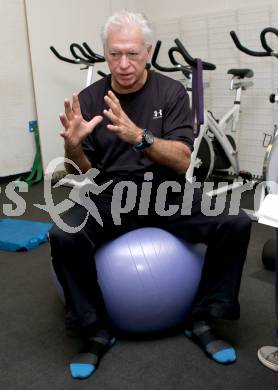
[257,346,278,372]
[184,320,237,364]
[69,329,116,379]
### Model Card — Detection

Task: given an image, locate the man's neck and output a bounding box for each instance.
[111,69,148,94]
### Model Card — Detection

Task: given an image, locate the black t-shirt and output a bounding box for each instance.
[79,70,194,184]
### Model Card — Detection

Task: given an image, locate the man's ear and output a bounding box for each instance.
[146,45,152,59]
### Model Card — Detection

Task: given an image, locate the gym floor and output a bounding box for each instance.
[0,181,277,389]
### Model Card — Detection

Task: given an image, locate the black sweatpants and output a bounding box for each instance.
[49,183,251,332]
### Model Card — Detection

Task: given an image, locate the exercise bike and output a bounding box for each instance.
[152,38,254,191]
[230,27,278,271]
[50,42,105,87]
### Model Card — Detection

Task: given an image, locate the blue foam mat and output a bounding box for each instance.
[0,219,53,251]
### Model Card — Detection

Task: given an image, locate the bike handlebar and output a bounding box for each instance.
[82,42,105,62]
[70,43,94,62]
[173,38,216,70]
[151,40,183,73]
[230,27,278,57]
[168,47,190,72]
[151,39,215,77]
[260,27,278,54]
[50,46,78,64]
[230,31,269,57]
[50,43,105,65]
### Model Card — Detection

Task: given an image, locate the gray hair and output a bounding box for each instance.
[101,10,153,47]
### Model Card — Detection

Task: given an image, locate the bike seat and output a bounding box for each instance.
[227,68,254,78]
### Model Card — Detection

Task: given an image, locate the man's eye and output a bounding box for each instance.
[111,53,121,59]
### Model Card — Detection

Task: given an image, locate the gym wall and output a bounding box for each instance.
[0,1,37,177]
[140,0,277,20]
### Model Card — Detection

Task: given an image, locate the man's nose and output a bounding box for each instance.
[119,54,130,68]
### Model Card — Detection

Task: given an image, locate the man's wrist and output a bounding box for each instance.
[133,128,144,145]
[64,144,83,157]
[133,129,155,151]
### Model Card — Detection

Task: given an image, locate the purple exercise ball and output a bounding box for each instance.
[95,227,204,333]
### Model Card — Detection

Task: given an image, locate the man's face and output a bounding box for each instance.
[105,25,152,93]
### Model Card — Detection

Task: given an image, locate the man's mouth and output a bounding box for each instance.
[118,74,133,78]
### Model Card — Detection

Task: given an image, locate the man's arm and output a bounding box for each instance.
[143,138,191,175]
[103,90,192,174]
[64,145,92,174]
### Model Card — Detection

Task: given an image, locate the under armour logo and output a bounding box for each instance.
[153,109,163,119]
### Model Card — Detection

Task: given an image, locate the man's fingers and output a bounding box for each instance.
[64,99,74,120]
[59,130,66,139]
[103,108,116,123]
[104,93,121,114]
[107,124,120,133]
[107,90,119,103]
[104,95,116,110]
[72,93,82,115]
[59,113,69,129]
[89,115,103,129]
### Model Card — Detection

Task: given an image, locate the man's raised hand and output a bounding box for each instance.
[103,90,142,145]
[60,94,103,152]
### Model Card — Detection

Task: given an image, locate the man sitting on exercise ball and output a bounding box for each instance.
[49,10,252,379]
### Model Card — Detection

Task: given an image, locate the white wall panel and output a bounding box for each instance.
[0,1,36,177]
